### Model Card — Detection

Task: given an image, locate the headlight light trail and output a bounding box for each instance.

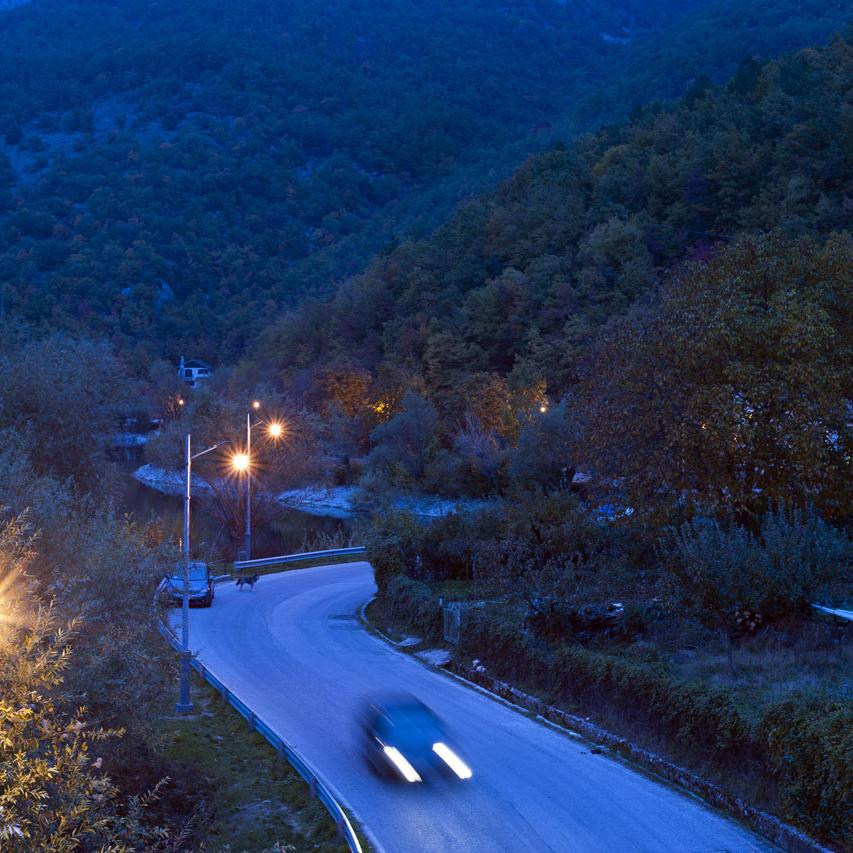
[383,746,422,783]
[433,742,473,780]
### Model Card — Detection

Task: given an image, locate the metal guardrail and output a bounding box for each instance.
[812,603,853,622]
[234,546,366,572]
[155,616,362,853]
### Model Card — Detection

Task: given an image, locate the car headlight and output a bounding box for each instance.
[432,742,473,779]
[383,746,422,783]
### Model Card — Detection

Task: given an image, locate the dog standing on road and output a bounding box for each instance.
[236,574,259,591]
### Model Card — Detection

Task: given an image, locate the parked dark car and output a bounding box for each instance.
[163,560,215,608]
[360,694,472,783]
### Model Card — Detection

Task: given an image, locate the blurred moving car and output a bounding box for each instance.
[361,695,473,783]
[163,560,215,608]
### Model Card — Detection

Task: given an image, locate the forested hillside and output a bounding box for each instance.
[251,38,851,521]
[0,0,849,365]
[258,37,852,395]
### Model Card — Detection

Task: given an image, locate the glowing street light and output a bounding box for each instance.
[236,403,286,561]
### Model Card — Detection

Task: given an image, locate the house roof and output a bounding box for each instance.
[184,359,213,369]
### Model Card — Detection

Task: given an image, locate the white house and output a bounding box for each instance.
[178,356,213,387]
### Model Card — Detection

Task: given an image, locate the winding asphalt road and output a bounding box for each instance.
[177,563,773,852]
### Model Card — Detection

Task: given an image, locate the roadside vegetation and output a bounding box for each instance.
[160,680,346,852]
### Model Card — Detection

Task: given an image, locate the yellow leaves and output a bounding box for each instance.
[370,399,393,420]
[0,820,26,841]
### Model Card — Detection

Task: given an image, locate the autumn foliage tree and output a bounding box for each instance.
[0,517,170,851]
[576,232,852,522]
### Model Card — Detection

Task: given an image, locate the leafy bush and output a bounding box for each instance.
[458,610,755,754]
[365,393,438,486]
[364,511,423,594]
[379,575,442,642]
[660,505,851,633]
[761,698,853,847]
[0,334,127,492]
[507,398,575,492]
[0,518,169,850]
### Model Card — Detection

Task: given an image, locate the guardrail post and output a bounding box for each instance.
[247,710,255,730]
[336,816,345,839]
[309,775,317,798]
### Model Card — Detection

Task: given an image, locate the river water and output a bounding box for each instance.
[119,470,349,562]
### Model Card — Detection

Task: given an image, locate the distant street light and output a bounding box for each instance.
[235,403,286,561]
[176,433,230,715]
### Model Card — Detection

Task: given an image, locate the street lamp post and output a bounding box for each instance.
[245,409,252,561]
[240,402,283,563]
[176,433,192,713]
[176,433,231,715]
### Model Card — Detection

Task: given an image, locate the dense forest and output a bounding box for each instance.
[0,0,850,365]
[260,39,852,390]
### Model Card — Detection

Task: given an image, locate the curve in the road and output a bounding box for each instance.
[178,563,774,853]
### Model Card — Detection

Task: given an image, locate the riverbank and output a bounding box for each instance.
[134,465,491,520]
[278,485,492,519]
[133,463,213,496]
